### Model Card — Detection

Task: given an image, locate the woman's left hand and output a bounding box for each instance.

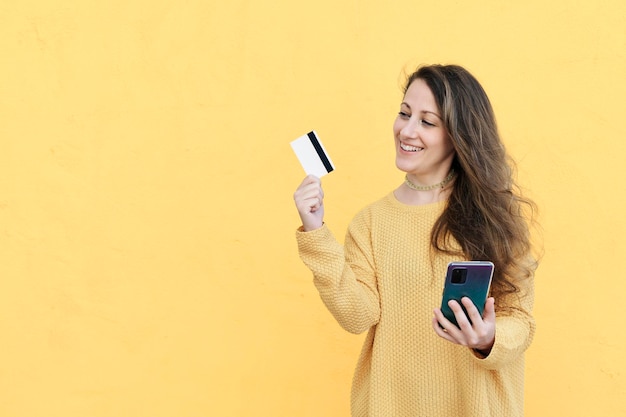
[432,297,496,354]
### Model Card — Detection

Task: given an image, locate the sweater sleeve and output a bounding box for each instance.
[473,267,536,369]
[296,215,380,335]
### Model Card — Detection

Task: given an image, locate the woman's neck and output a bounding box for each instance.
[394,181,453,206]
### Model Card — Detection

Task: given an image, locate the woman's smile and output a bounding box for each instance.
[399,142,424,153]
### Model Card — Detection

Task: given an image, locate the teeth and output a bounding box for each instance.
[401,143,422,152]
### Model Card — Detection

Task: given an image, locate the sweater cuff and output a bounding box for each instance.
[295,223,344,272]
[472,316,532,369]
[296,223,334,246]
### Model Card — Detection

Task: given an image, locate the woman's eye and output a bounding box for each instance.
[398,111,410,119]
[421,119,435,127]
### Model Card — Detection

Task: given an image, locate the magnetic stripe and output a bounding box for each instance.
[307,131,334,173]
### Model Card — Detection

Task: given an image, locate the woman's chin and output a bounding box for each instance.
[394,158,413,173]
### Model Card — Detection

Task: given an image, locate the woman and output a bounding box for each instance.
[293,64,538,417]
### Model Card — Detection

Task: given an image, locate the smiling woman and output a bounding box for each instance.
[293,64,538,417]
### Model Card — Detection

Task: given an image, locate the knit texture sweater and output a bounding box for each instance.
[296,193,535,417]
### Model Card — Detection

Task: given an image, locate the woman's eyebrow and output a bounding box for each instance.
[400,102,442,120]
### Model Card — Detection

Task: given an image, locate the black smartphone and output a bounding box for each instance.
[440,261,494,327]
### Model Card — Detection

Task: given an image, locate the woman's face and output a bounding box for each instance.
[393,78,456,182]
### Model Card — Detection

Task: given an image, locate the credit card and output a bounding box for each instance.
[290,130,335,177]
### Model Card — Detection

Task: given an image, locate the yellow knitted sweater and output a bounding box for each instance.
[296,193,535,417]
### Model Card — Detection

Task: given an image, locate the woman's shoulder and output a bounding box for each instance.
[348,192,410,230]
[353,192,396,218]
[343,193,393,238]
[348,191,447,235]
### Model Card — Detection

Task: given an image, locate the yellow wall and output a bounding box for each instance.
[1,1,624,416]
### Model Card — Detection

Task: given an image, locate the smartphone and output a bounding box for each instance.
[440,261,494,327]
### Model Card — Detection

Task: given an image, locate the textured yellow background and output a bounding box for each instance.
[0,1,624,416]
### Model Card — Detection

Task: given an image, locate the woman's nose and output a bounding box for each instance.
[400,118,419,138]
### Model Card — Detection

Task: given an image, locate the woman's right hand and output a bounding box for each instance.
[293,175,325,231]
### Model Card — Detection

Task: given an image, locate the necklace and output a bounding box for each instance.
[404,169,456,191]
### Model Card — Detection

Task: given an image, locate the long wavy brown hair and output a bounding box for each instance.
[404,64,539,302]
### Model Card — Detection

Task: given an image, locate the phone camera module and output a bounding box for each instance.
[451,268,467,284]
